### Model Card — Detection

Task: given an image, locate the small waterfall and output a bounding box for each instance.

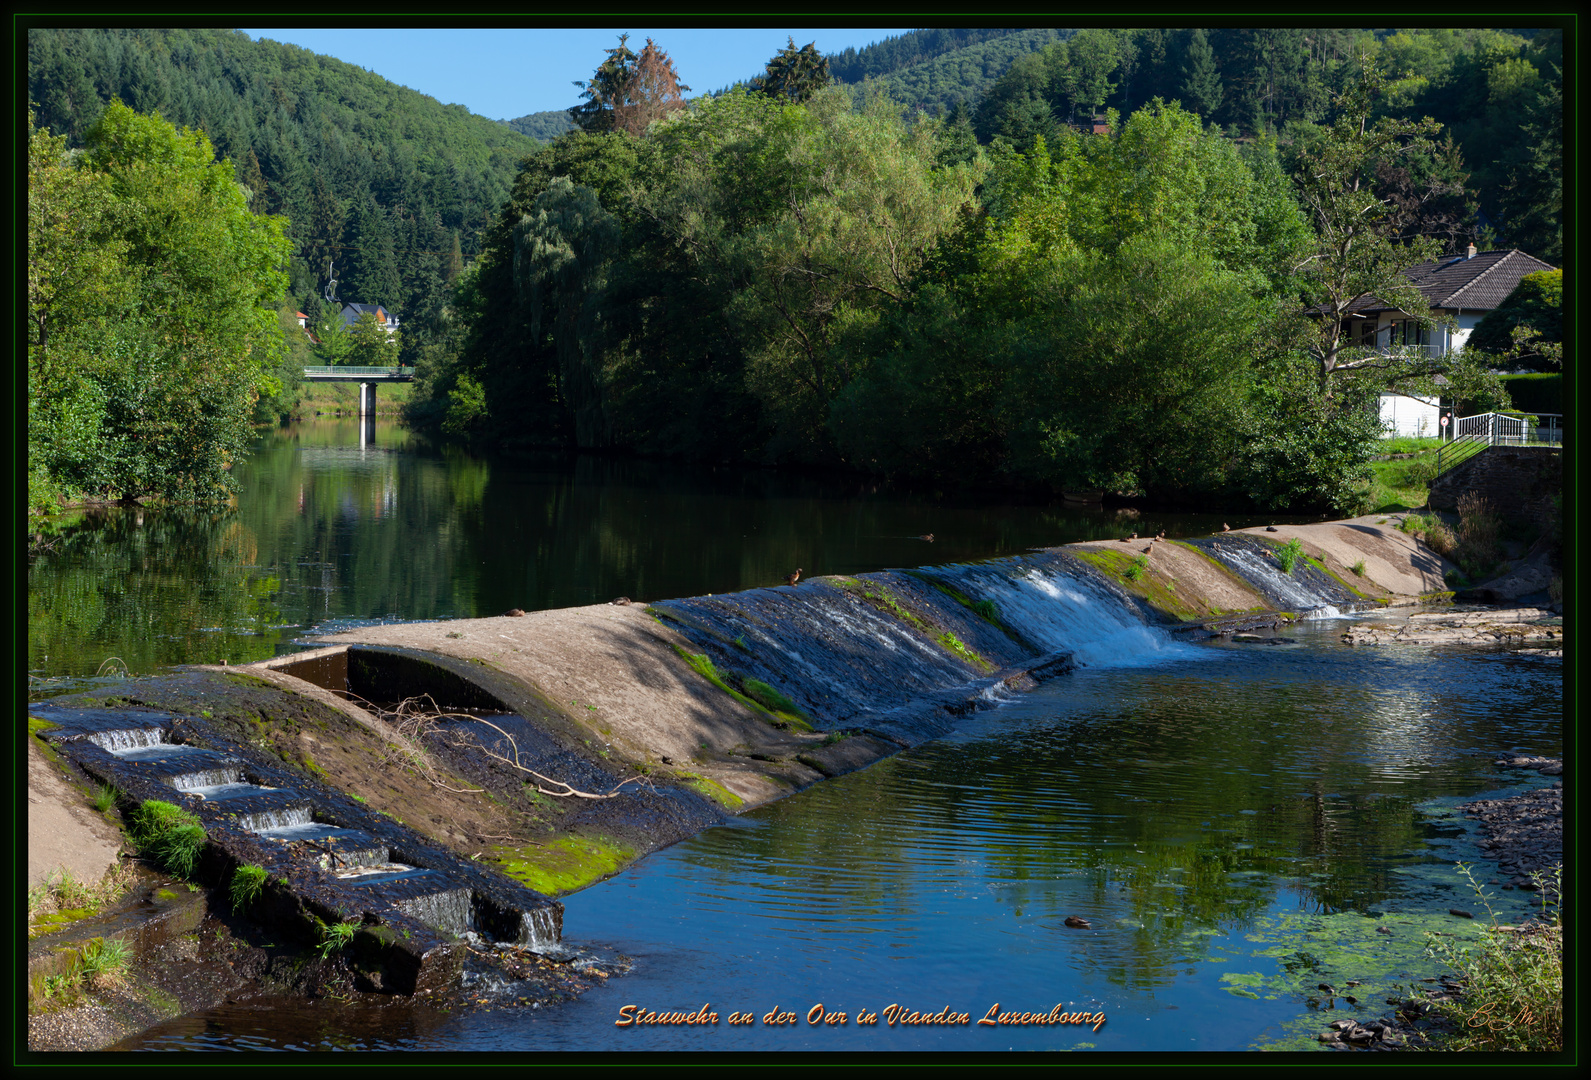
[172,771,249,793]
[396,888,476,937]
[254,823,388,868]
[925,558,1202,669]
[519,906,562,947]
[1205,543,1350,618]
[89,728,164,752]
[237,805,313,831]
[110,744,211,762]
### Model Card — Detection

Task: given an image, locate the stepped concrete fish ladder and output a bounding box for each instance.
[28,516,1446,1004]
[32,704,563,996]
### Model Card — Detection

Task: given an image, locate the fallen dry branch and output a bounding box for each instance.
[347,692,648,801]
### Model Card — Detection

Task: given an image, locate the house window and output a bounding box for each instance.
[1358,319,1379,348]
[1390,320,1430,347]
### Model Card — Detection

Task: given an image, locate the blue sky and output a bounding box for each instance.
[238,28,913,120]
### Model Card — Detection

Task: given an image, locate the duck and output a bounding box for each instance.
[609,597,632,606]
[502,608,526,617]
[1222,523,1230,532]
[1266,524,1279,532]
[785,568,803,587]
[918,533,935,543]
[1064,916,1091,929]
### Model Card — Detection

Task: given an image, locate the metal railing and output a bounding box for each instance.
[1435,412,1562,477]
[302,365,414,377]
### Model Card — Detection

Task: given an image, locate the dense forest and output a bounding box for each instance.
[28,26,541,412]
[28,25,1563,516]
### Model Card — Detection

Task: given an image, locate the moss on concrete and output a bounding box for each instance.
[671,646,812,732]
[677,772,745,809]
[488,834,636,897]
[1073,548,1208,622]
[834,577,993,671]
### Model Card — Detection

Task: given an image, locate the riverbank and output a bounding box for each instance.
[1314,758,1564,1052]
[26,514,1561,1049]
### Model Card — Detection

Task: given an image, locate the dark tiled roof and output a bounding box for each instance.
[1343,249,1556,315]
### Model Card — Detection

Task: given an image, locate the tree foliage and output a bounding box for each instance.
[28,103,290,506]
[1468,269,1561,364]
[569,34,690,137]
[752,37,831,104]
[1289,58,1446,391]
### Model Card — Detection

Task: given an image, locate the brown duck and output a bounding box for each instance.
[502,608,526,617]
[785,568,803,587]
[1064,916,1092,929]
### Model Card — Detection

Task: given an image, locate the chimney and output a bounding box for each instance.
[1466,243,1477,260]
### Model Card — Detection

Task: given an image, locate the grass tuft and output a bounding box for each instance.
[316,917,360,959]
[230,864,268,913]
[1276,537,1304,575]
[1420,863,1561,1051]
[91,783,122,814]
[129,800,206,878]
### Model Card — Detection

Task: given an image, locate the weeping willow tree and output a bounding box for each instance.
[512,177,621,448]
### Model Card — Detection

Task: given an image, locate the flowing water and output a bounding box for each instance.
[28,420,1560,1052]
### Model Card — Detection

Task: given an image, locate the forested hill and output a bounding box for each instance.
[501,110,576,141]
[28,27,541,325]
[832,28,1068,115]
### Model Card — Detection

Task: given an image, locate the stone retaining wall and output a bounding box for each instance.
[1428,446,1561,524]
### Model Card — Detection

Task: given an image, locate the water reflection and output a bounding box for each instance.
[28,419,1302,683]
[114,624,1559,1052]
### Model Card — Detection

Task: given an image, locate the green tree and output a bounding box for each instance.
[754,37,831,104]
[1179,29,1224,118]
[29,102,290,505]
[1467,269,1561,364]
[1289,58,1446,394]
[348,310,402,367]
[313,312,354,366]
[511,177,622,447]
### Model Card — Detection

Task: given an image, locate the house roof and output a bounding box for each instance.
[1342,249,1556,316]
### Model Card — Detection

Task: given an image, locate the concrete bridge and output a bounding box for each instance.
[303,365,414,416]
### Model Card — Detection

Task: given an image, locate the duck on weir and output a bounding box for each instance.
[785,568,803,587]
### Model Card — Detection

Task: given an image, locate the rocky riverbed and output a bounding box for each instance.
[1316,756,1564,1051]
[1342,607,1562,654]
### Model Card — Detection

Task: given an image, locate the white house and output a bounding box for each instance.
[339,302,400,335]
[1331,247,1556,437]
[1341,247,1555,360]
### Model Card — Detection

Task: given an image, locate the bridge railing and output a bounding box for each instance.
[303,365,414,376]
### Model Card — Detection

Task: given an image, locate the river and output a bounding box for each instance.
[30,420,1562,1052]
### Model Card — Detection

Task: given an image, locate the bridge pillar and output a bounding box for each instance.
[359,381,378,418]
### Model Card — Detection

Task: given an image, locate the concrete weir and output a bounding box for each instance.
[28,516,1469,1014]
